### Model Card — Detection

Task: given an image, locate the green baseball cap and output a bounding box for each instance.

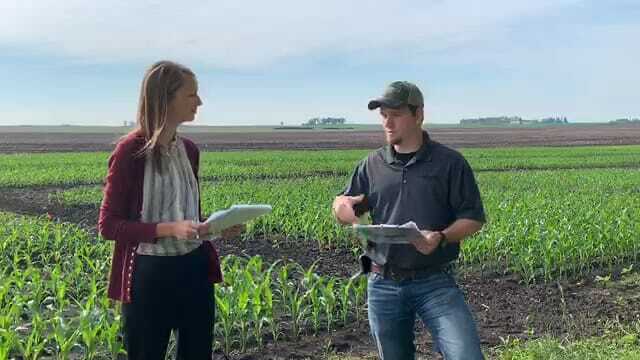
[368,81,424,110]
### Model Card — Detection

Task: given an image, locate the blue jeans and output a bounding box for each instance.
[367,270,483,360]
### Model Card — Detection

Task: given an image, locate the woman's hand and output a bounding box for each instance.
[197,223,210,237]
[219,224,245,241]
[174,220,201,240]
[157,220,200,240]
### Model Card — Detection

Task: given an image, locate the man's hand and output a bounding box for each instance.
[410,230,443,255]
[332,194,365,225]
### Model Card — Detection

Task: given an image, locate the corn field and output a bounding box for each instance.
[1,145,639,358]
[0,213,367,358]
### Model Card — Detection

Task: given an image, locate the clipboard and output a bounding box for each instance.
[204,204,272,233]
[352,223,422,244]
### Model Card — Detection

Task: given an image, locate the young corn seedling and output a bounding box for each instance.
[0,303,18,333]
[52,315,79,360]
[102,315,124,360]
[353,276,368,322]
[288,286,309,339]
[0,329,18,360]
[339,278,354,326]
[276,264,308,339]
[79,311,102,360]
[215,290,235,355]
[308,277,324,334]
[321,279,337,333]
[235,287,251,352]
[262,278,280,344]
[251,283,266,348]
[18,314,47,360]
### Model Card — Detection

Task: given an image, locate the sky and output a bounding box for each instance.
[0,0,638,126]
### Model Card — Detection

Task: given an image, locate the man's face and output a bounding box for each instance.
[379,106,422,146]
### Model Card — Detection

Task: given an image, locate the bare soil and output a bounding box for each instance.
[1,187,639,359]
[2,125,640,153]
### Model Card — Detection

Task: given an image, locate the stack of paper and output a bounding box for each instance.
[204,204,272,234]
[353,221,421,244]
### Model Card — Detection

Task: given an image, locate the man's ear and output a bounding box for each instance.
[416,107,425,126]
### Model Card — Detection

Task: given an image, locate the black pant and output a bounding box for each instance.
[122,245,214,360]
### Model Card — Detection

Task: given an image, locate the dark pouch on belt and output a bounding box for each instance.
[358,254,372,275]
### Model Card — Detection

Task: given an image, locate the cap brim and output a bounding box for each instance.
[368,98,405,110]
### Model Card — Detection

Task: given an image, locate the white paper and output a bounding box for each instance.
[352,221,422,244]
[204,204,272,234]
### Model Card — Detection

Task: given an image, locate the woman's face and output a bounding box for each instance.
[167,75,203,126]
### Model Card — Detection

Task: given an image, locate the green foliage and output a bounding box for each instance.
[497,324,640,359]
[55,168,640,282]
[4,145,640,187]
[0,212,365,358]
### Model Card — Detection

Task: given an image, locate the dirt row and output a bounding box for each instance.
[1,186,639,359]
[2,125,640,153]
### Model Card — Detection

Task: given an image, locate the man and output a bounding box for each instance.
[333,81,485,359]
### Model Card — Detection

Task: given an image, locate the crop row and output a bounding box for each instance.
[2,145,640,187]
[53,168,640,282]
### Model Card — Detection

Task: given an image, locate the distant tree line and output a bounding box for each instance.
[609,118,640,124]
[302,117,346,126]
[460,116,568,126]
[540,117,569,124]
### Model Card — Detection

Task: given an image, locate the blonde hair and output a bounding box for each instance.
[134,60,195,161]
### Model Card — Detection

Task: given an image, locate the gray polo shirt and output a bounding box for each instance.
[343,131,485,269]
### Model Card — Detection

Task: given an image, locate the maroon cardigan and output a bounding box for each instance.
[98,131,222,303]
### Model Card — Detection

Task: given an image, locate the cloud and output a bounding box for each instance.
[0,0,582,69]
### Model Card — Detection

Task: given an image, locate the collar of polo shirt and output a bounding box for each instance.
[383,130,434,166]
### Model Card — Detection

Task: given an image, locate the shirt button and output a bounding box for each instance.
[403,180,407,184]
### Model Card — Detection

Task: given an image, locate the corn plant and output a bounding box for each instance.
[262,281,279,344]
[250,283,266,348]
[51,315,79,360]
[79,311,102,360]
[17,314,47,360]
[352,276,368,322]
[276,263,308,339]
[102,315,124,360]
[0,329,18,360]
[215,291,235,355]
[339,278,354,326]
[322,279,337,332]
[235,288,251,351]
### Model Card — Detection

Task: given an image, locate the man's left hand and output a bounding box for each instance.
[410,230,443,255]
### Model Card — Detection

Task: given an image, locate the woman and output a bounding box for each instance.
[98,60,241,359]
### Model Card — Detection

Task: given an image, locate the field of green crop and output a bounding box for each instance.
[2,145,640,187]
[1,144,640,359]
[53,168,640,282]
[0,213,367,358]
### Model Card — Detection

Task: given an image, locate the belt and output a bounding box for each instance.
[370,262,443,281]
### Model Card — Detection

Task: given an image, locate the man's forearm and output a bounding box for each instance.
[441,219,483,244]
